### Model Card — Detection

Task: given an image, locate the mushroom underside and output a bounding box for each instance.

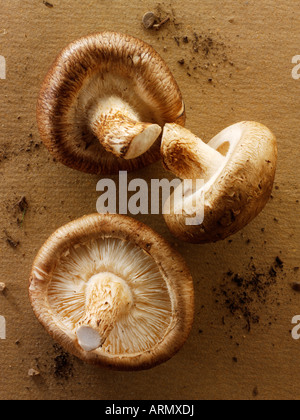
[49,74,166,174]
[37,32,186,174]
[47,237,173,356]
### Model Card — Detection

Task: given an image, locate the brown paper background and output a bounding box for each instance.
[0,0,299,400]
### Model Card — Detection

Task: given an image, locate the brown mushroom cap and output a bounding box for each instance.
[29,214,194,370]
[161,121,278,243]
[37,32,185,175]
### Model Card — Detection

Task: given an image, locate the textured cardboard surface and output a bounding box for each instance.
[0,0,299,400]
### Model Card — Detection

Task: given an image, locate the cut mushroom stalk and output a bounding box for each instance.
[89,96,162,159]
[161,124,226,182]
[76,272,133,352]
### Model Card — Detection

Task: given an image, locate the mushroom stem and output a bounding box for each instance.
[89,96,162,159]
[76,273,133,352]
[161,123,226,182]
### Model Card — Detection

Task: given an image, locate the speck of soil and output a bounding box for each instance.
[4,231,19,248]
[16,196,29,227]
[275,256,284,269]
[291,282,300,292]
[43,1,53,8]
[0,136,41,166]
[213,258,282,333]
[53,345,74,380]
[17,196,28,213]
[144,0,236,83]
[168,22,234,82]
[174,36,180,46]
[253,386,259,398]
[28,368,40,377]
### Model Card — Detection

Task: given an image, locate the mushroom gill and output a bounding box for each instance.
[47,238,172,355]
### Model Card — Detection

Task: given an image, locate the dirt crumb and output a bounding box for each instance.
[28,368,40,377]
[252,386,259,398]
[43,1,54,8]
[4,230,20,248]
[53,345,74,380]
[291,282,300,292]
[17,196,28,213]
[16,196,29,227]
[275,256,284,269]
[169,24,234,81]
[213,258,280,333]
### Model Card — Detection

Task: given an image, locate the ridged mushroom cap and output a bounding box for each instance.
[161,121,278,243]
[29,214,194,370]
[37,32,185,174]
